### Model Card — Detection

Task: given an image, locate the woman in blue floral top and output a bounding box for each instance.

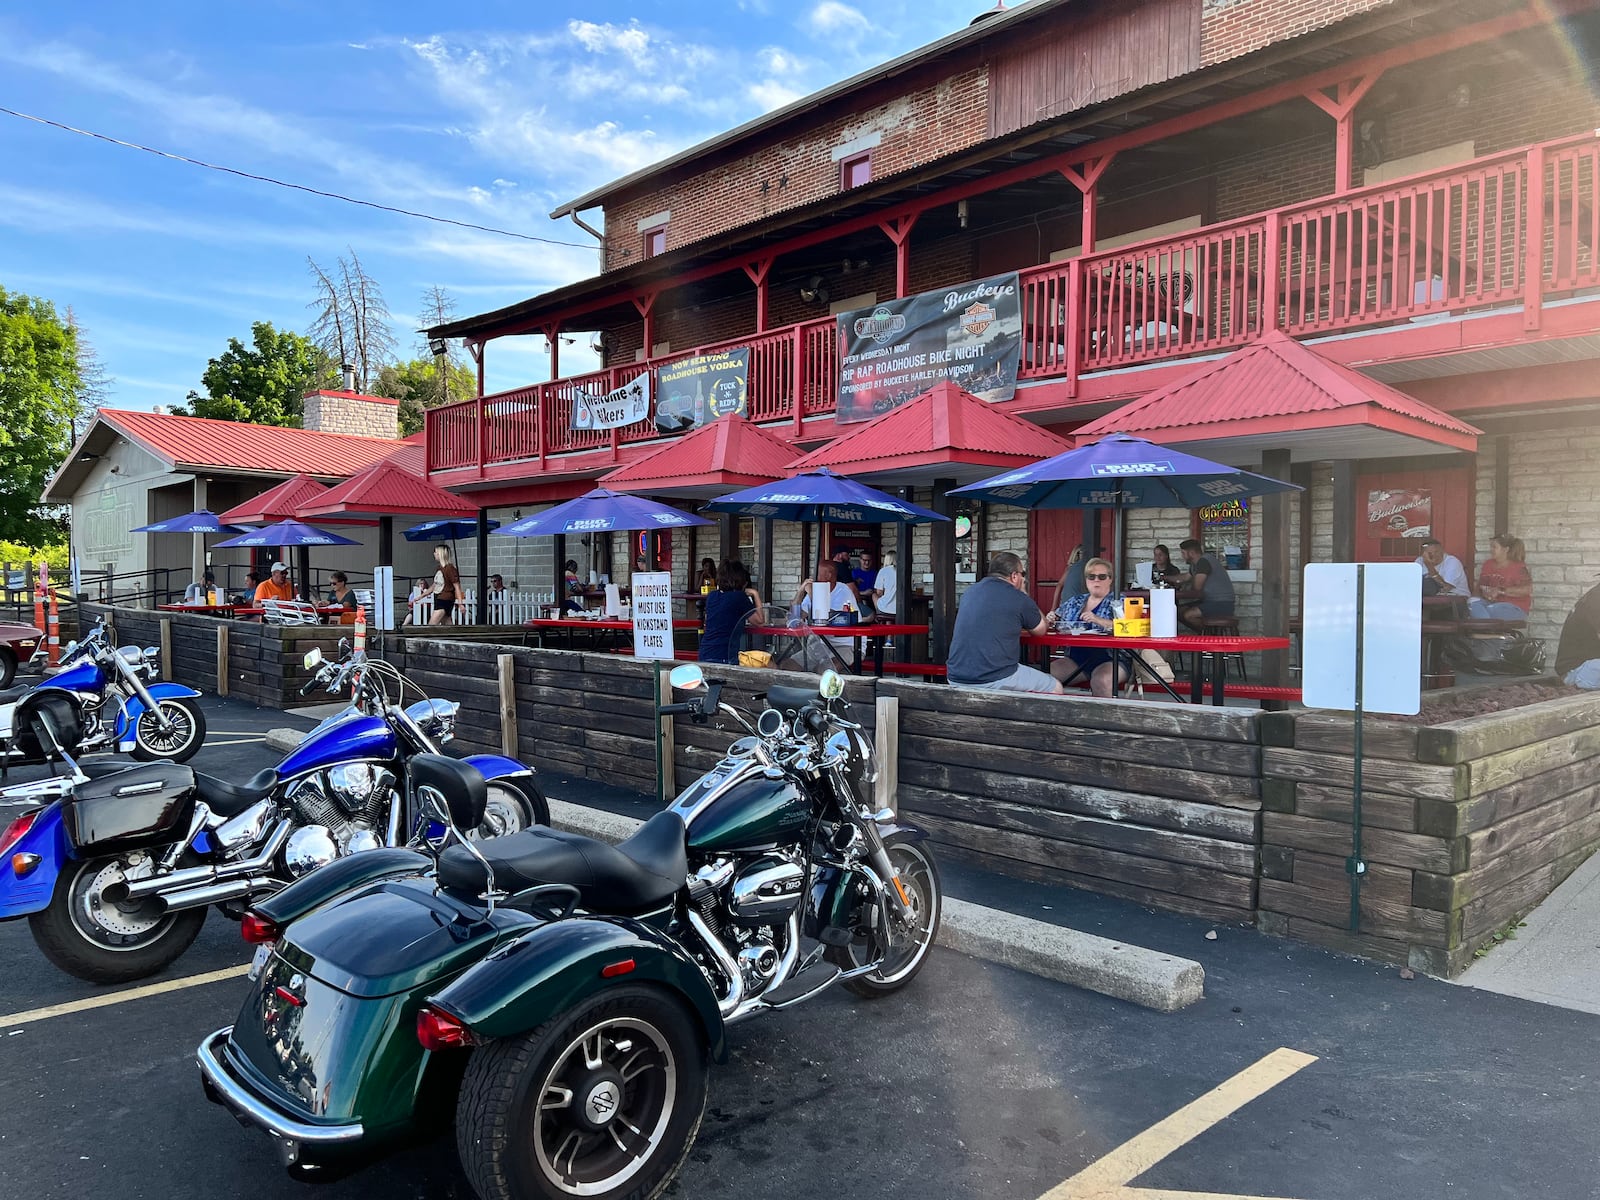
[1047,557,1126,697]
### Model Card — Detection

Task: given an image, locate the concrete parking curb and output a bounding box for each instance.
[264,728,303,753]
[548,798,1204,1012]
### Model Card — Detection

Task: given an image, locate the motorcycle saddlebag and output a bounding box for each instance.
[61,762,199,855]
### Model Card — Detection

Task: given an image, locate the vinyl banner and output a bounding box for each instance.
[572,372,652,431]
[835,273,1022,425]
[655,348,749,434]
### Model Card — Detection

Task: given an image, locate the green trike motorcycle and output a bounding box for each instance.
[197,667,942,1200]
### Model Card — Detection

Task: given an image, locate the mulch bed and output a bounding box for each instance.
[1389,679,1581,725]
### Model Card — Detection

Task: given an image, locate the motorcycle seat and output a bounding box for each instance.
[437,810,687,915]
[0,684,32,704]
[194,768,280,818]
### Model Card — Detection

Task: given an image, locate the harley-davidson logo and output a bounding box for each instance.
[960,301,995,337]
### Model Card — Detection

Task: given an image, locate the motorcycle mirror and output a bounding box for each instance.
[669,664,706,692]
[61,642,77,658]
[303,647,324,670]
[818,670,845,701]
[338,637,351,655]
[142,646,160,660]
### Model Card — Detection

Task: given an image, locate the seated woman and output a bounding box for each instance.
[699,560,763,665]
[562,558,585,614]
[1047,556,1127,698]
[1151,543,1181,584]
[1469,535,1532,621]
[326,571,358,624]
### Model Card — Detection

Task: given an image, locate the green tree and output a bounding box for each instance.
[178,322,330,426]
[0,288,79,545]
[372,357,477,437]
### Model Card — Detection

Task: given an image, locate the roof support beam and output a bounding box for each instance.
[744,257,774,332]
[1303,73,1382,193]
[879,214,919,298]
[1059,153,1115,254]
[633,291,659,359]
[540,322,562,382]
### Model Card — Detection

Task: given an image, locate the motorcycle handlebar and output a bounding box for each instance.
[801,706,828,735]
[657,702,696,717]
[299,675,324,696]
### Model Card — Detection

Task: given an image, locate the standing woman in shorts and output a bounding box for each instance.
[430,544,461,625]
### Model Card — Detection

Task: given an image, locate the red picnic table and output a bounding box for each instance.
[1022,630,1289,705]
[158,603,237,616]
[743,622,929,677]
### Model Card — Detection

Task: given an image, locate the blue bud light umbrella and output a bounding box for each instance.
[701,468,948,525]
[951,432,1299,588]
[131,509,245,535]
[213,520,363,548]
[492,488,713,537]
[403,518,501,542]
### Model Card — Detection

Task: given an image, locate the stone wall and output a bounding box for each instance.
[302,390,399,440]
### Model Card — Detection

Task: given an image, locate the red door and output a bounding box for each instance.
[1355,464,1474,566]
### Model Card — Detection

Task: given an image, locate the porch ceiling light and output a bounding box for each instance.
[428,336,448,357]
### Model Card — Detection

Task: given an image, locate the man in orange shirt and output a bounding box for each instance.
[253,561,295,604]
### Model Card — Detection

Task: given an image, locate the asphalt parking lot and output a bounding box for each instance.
[3,695,1599,1200]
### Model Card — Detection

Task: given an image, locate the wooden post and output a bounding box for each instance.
[1525,143,1545,332]
[1331,461,1357,563]
[1493,436,1510,541]
[656,665,676,800]
[497,653,517,758]
[217,624,229,697]
[475,509,491,625]
[929,478,957,664]
[160,618,173,681]
[1259,449,1293,699]
[896,489,913,662]
[874,695,899,812]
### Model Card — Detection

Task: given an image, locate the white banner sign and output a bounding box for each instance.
[573,372,652,430]
[631,571,675,660]
[1302,562,1422,715]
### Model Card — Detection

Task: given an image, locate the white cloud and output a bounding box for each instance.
[747,80,806,112]
[567,20,654,68]
[808,1,873,35]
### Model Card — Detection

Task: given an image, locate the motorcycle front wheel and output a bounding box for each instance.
[457,985,707,1200]
[28,854,207,983]
[468,777,549,842]
[130,698,207,762]
[827,833,942,998]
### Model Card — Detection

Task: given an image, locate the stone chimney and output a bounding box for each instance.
[302,380,399,439]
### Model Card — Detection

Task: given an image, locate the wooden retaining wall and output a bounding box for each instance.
[881,681,1264,923]
[1259,692,1600,976]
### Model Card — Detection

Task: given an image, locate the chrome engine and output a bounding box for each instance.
[282,765,397,877]
[728,852,806,927]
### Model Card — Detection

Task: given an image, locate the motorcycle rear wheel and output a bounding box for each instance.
[457,985,707,1200]
[468,778,549,842]
[29,854,207,984]
[826,834,942,998]
[130,698,207,763]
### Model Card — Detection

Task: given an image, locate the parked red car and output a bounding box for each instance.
[0,622,43,689]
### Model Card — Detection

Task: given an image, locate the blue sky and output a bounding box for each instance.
[1,0,988,411]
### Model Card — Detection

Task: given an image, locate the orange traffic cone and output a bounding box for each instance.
[354,605,367,656]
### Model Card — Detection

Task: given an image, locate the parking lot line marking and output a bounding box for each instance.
[1038,1047,1318,1200]
[0,964,249,1028]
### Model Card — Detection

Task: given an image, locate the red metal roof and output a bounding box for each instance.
[298,459,477,520]
[97,409,402,477]
[1076,331,1482,452]
[600,417,800,497]
[787,380,1076,479]
[217,474,331,524]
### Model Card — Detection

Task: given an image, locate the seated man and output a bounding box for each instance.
[1556,580,1600,689]
[182,571,217,605]
[1416,538,1470,597]
[253,561,295,604]
[1177,538,1235,631]
[947,552,1061,694]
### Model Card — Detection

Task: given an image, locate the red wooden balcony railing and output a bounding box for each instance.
[429,132,1600,474]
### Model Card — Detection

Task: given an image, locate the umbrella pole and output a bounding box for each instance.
[1113,487,1126,601]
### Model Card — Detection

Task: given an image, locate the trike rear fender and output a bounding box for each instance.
[253,848,434,927]
[428,915,727,1063]
[0,802,69,918]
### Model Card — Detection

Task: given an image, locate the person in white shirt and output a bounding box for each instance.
[873,550,899,620]
[788,560,860,671]
[1417,539,1470,596]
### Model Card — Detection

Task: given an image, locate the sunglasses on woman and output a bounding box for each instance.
[1086,572,1111,580]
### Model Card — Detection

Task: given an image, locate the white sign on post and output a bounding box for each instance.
[631,571,675,660]
[1302,562,1422,715]
[373,565,395,630]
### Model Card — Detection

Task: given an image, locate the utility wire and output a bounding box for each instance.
[0,104,598,248]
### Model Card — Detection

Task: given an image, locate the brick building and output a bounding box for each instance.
[425,0,1600,664]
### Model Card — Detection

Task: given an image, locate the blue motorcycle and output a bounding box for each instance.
[0,646,546,983]
[0,616,206,771]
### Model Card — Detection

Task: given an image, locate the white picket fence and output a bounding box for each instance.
[405,588,554,625]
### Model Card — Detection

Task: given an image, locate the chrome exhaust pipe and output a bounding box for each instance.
[123,819,292,900]
[687,910,744,1018]
[156,876,281,914]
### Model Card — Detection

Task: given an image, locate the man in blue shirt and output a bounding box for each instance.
[947,552,1061,693]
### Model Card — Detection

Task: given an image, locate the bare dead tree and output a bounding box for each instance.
[306,250,397,392]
